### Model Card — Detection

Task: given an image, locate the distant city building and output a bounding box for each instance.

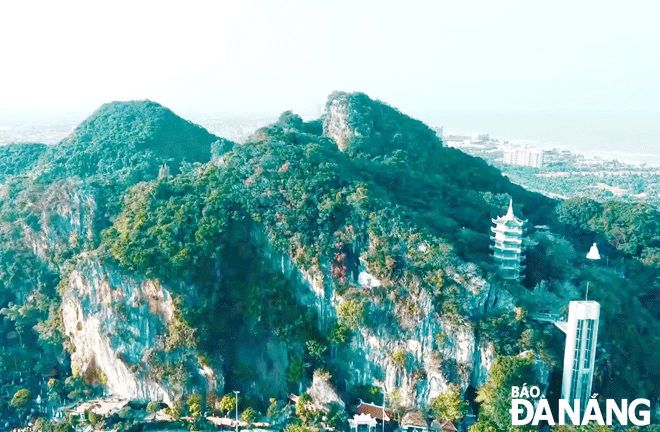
[490,200,527,281]
[472,133,489,142]
[444,134,473,147]
[558,301,600,410]
[503,148,544,168]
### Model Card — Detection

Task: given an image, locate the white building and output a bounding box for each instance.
[502,148,545,168]
[559,301,600,409]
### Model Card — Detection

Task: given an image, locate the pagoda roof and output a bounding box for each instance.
[491,236,523,245]
[492,244,523,252]
[497,263,525,271]
[491,226,523,235]
[492,199,525,226]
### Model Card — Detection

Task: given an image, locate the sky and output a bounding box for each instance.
[0,0,658,152]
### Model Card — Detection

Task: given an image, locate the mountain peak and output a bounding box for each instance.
[53,100,222,179]
[322,91,441,159]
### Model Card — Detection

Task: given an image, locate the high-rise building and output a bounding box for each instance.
[502,149,544,168]
[560,301,600,409]
[490,200,526,281]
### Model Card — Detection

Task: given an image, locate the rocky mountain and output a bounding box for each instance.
[1,92,659,429]
[323,91,441,159]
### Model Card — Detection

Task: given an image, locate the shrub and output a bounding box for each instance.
[390,349,407,368]
[430,384,468,421]
[10,388,31,408]
[337,299,365,329]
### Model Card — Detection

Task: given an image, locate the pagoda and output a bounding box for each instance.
[490,199,526,281]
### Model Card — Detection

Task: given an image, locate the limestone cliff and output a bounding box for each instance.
[61,258,223,405]
[260,229,510,408]
[19,179,98,264]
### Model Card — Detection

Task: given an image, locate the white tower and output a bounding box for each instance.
[560,301,600,409]
[490,199,526,281]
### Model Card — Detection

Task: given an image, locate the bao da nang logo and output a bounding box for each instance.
[509,385,651,426]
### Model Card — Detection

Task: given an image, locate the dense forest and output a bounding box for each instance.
[0,93,659,430]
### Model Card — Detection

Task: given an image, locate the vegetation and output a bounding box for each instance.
[0,142,47,181]
[429,384,468,421]
[241,406,258,423]
[10,388,31,408]
[473,354,537,432]
[1,92,660,428]
[336,299,365,329]
[44,100,220,184]
[218,393,236,414]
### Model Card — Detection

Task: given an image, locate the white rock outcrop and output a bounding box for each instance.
[62,259,177,404]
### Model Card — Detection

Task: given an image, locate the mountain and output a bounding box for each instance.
[43,99,229,184]
[1,92,659,429]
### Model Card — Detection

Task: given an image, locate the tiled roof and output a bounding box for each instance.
[430,419,457,432]
[357,401,394,421]
[401,410,428,428]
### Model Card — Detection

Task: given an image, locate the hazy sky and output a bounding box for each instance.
[1,0,658,151]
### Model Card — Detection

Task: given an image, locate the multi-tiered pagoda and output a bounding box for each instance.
[490,199,526,281]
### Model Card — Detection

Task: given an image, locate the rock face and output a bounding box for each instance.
[322,92,442,159]
[344,263,502,407]
[307,370,345,410]
[21,180,98,264]
[61,258,223,405]
[261,228,508,408]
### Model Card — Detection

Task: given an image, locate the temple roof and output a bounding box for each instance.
[430,420,458,432]
[357,401,393,421]
[401,410,429,428]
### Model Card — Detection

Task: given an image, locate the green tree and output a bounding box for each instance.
[188,392,203,419]
[337,299,365,329]
[277,111,304,130]
[241,406,258,424]
[165,401,182,419]
[218,393,236,414]
[390,349,407,368]
[146,401,160,414]
[476,354,537,432]
[284,424,315,432]
[267,397,282,420]
[430,384,468,421]
[86,411,102,427]
[296,394,320,426]
[10,388,31,408]
[306,339,328,362]
[287,355,304,387]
